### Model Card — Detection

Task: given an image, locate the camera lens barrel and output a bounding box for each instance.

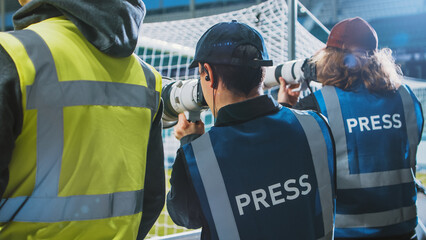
[263,59,306,89]
[161,78,208,128]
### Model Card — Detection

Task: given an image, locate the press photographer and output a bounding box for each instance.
[279,17,424,240]
[166,20,335,240]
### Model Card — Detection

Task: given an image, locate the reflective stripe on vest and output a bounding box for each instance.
[335,205,416,228]
[0,190,143,222]
[191,110,334,240]
[398,85,420,169]
[138,58,161,120]
[319,86,418,228]
[292,110,334,239]
[0,29,158,222]
[191,133,240,240]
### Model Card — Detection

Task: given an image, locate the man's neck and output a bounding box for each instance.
[214,87,263,116]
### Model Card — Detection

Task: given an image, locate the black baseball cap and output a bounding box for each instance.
[189,20,273,68]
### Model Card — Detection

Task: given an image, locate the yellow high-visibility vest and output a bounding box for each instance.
[0,16,162,239]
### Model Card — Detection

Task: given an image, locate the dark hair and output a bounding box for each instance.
[201,45,264,96]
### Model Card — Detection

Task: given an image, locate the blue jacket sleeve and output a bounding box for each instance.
[137,101,166,239]
[166,134,205,229]
[0,45,23,199]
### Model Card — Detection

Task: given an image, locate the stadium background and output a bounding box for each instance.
[1,0,425,238]
[139,0,426,161]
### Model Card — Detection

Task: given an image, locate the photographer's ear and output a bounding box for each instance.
[203,63,217,89]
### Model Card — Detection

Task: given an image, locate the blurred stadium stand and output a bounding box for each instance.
[303,0,424,24]
[141,0,426,80]
[2,0,425,79]
[143,0,264,22]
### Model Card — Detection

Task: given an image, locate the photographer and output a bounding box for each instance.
[167,20,336,239]
[279,17,424,240]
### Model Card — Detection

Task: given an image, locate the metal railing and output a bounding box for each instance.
[287,0,330,61]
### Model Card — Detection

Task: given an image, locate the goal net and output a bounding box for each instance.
[135,0,426,238]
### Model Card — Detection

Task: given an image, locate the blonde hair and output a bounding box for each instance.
[313,47,402,93]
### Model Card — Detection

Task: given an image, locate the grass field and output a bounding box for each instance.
[146,171,426,238]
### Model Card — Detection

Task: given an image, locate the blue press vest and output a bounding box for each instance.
[183,106,335,240]
[314,85,423,238]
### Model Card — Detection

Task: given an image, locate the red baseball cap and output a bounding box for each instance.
[326,17,378,51]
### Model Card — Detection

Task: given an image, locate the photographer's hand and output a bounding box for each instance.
[277,77,301,106]
[174,113,205,140]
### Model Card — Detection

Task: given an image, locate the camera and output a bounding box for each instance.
[162,77,208,128]
[160,58,317,128]
[263,58,316,89]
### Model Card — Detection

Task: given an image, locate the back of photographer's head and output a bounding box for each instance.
[189,20,272,96]
[315,17,401,93]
